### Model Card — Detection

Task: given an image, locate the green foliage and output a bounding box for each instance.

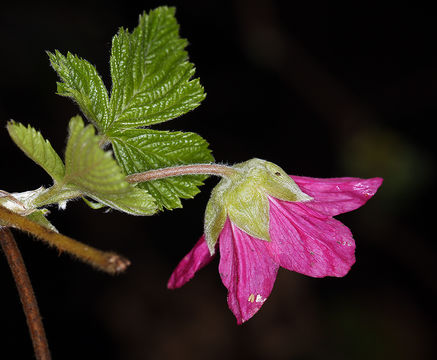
[111,129,212,209]
[48,6,214,210]
[106,6,205,133]
[47,51,109,128]
[81,197,106,210]
[7,121,65,182]
[63,116,157,215]
[26,210,58,232]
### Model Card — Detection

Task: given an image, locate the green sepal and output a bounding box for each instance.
[63,116,157,215]
[204,185,227,254]
[226,182,271,242]
[235,159,312,203]
[203,158,312,245]
[7,121,65,182]
[111,128,213,210]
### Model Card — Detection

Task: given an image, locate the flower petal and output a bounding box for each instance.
[268,198,355,277]
[219,218,279,324]
[291,176,383,216]
[167,235,214,289]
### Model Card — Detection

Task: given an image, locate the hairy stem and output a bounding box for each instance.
[31,185,82,209]
[0,205,130,274]
[3,164,238,211]
[126,163,238,183]
[0,227,51,360]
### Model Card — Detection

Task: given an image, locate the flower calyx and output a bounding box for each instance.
[204,158,312,254]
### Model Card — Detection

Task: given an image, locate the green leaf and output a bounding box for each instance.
[47,7,212,211]
[64,116,157,215]
[81,197,106,210]
[47,50,109,129]
[26,210,58,232]
[111,128,213,210]
[105,6,205,133]
[7,121,65,182]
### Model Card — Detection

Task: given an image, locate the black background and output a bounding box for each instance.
[0,1,435,359]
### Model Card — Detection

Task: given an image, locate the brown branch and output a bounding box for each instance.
[0,227,51,360]
[0,205,130,274]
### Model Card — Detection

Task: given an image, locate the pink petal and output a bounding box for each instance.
[167,235,214,289]
[268,197,355,277]
[291,176,383,216]
[219,218,279,324]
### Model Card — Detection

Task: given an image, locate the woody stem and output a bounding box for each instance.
[0,227,51,360]
[126,163,238,183]
[0,205,130,274]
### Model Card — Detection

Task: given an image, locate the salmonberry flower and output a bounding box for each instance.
[168,158,382,324]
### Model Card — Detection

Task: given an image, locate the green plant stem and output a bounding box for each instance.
[31,164,237,209]
[31,185,81,208]
[0,227,51,360]
[4,163,237,212]
[0,163,238,273]
[0,205,130,274]
[126,163,238,183]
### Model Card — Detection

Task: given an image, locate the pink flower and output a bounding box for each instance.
[168,159,382,324]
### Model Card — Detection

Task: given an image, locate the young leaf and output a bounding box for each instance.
[82,197,106,210]
[26,210,58,232]
[111,129,213,210]
[7,121,65,182]
[47,50,109,129]
[105,6,205,133]
[48,7,212,210]
[64,116,157,215]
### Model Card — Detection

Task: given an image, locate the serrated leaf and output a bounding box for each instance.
[111,128,213,210]
[48,50,109,129]
[47,8,212,211]
[105,6,205,133]
[63,115,157,215]
[7,121,65,182]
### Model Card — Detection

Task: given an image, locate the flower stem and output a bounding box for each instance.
[126,163,238,183]
[0,227,51,360]
[0,205,130,274]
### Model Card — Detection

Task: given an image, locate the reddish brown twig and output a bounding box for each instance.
[0,227,51,360]
[0,205,130,274]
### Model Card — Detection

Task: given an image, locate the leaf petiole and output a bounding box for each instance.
[31,185,82,209]
[125,163,240,184]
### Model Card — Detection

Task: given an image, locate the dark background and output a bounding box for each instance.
[0,1,435,359]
